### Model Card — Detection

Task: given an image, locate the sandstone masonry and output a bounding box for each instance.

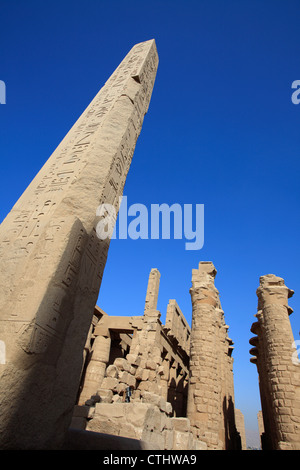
[250,274,300,450]
[186,262,240,449]
[69,265,243,450]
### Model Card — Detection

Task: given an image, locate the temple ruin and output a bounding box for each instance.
[0,38,299,451]
[69,265,243,450]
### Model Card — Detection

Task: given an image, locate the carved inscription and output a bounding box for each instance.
[78,229,108,295]
[0,41,156,259]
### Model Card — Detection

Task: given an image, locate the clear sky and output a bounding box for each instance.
[1,0,300,441]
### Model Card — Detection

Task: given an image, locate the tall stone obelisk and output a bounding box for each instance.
[0,40,158,449]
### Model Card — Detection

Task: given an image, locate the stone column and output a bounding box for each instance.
[257,410,265,448]
[251,274,300,450]
[187,262,222,449]
[127,269,163,398]
[78,333,111,405]
[159,356,170,401]
[0,40,158,449]
[144,268,161,314]
[187,261,239,450]
[250,317,276,449]
[235,409,247,450]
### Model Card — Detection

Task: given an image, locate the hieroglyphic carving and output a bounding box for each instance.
[0,40,157,259]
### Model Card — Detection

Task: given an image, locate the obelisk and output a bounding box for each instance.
[0,40,158,449]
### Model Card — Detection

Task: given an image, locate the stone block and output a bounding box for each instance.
[146,359,157,371]
[171,417,191,433]
[194,439,208,450]
[139,358,147,369]
[126,354,141,367]
[118,423,138,440]
[165,401,173,415]
[138,381,150,392]
[118,370,129,383]
[148,370,157,381]
[158,398,168,413]
[163,429,175,450]
[160,411,172,432]
[173,431,194,450]
[153,355,162,366]
[144,406,162,433]
[101,377,119,392]
[106,365,119,378]
[141,429,163,449]
[141,369,150,381]
[127,374,137,388]
[117,382,127,395]
[141,391,160,407]
[114,358,130,372]
[135,367,143,380]
[87,417,120,436]
[133,389,141,400]
[126,403,154,428]
[94,403,126,419]
[98,389,113,403]
[112,394,122,403]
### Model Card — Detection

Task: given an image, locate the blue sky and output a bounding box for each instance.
[1,0,300,439]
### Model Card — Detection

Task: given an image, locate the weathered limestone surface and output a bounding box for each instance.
[165,299,191,357]
[70,268,205,449]
[235,409,247,450]
[78,269,190,417]
[0,40,158,449]
[187,262,241,450]
[70,265,243,450]
[250,274,300,450]
[71,401,207,450]
[144,268,160,312]
[257,410,264,446]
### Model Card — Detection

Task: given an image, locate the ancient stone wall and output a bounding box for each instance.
[71,265,243,450]
[77,269,190,416]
